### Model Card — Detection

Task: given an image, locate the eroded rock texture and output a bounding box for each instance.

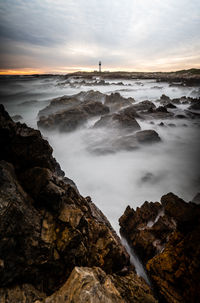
[119,193,200,303]
[0,104,156,302]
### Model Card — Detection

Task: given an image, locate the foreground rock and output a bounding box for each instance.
[119,193,200,302]
[39,266,156,303]
[0,104,156,302]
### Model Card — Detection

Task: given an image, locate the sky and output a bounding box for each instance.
[0,0,200,74]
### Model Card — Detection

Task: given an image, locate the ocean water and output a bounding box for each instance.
[1,75,200,232]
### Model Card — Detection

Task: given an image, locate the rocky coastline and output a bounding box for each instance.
[0,71,200,302]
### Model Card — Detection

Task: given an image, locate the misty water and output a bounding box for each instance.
[1,75,200,233]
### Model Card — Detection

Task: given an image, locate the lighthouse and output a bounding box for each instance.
[99,61,101,73]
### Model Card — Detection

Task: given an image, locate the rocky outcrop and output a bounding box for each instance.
[0,105,156,302]
[38,90,106,117]
[132,101,156,112]
[119,193,200,303]
[94,106,140,132]
[38,100,109,132]
[37,266,157,303]
[105,92,134,112]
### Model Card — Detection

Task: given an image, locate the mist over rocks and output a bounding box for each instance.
[119,193,200,303]
[0,105,158,302]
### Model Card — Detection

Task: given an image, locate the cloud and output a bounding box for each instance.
[0,0,200,72]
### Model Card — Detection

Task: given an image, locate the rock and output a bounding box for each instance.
[38,96,81,117]
[168,123,176,127]
[38,101,109,132]
[188,100,200,110]
[164,102,177,109]
[104,93,133,112]
[158,122,165,127]
[141,106,174,120]
[11,114,23,121]
[38,90,106,117]
[119,193,200,302]
[41,267,157,303]
[136,130,161,144]
[175,114,186,119]
[0,105,131,297]
[94,107,140,132]
[0,284,45,303]
[0,104,63,175]
[132,101,156,112]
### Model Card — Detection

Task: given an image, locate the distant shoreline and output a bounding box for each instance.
[1,68,200,85]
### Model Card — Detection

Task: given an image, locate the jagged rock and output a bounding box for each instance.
[11,114,23,121]
[141,106,174,120]
[38,267,157,303]
[132,101,156,112]
[38,90,106,117]
[119,193,200,303]
[164,103,177,109]
[0,284,45,303]
[104,93,134,112]
[136,130,161,144]
[0,105,131,296]
[38,101,109,132]
[94,107,140,132]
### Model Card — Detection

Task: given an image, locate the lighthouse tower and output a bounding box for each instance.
[99,61,101,73]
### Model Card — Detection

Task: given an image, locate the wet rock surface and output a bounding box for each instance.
[119,193,200,303]
[38,100,109,132]
[0,105,157,302]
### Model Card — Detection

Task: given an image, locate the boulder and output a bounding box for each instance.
[136,130,161,144]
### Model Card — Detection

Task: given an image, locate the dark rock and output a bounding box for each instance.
[164,102,177,109]
[0,105,131,297]
[136,130,161,144]
[175,114,186,119]
[188,100,200,110]
[159,122,165,127]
